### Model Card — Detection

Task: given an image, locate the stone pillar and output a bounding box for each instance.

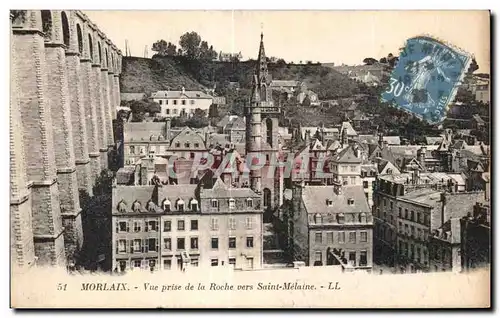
[12,10,66,267]
[93,61,108,169]
[108,70,116,138]
[80,37,100,184]
[101,66,113,149]
[66,51,92,197]
[114,74,120,110]
[10,12,36,272]
[44,10,82,260]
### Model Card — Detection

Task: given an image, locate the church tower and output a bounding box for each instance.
[245,33,282,217]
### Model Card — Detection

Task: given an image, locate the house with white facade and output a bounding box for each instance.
[151,87,213,118]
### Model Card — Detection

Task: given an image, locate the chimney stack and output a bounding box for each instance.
[378,133,384,148]
[165,117,172,142]
[440,192,447,228]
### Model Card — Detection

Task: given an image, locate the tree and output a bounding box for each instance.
[152,39,178,57]
[379,57,388,64]
[185,108,209,128]
[363,57,378,65]
[387,54,399,68]
[467,58,479,74]
[276,58,286,66]
[125,98,161,121]
[179,31,202,59]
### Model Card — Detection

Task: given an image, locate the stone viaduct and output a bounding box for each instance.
[10,10,122,272]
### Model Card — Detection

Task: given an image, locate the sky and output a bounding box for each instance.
[84,10,490,72]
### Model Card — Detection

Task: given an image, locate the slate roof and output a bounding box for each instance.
[426,137,444,145]
[124,122,167,142]
[116,166,136,185]
[112,184,200,214]
[472,114,485,124]
[433,218,462,244]
[225,116,246,130]
[152,90,213,99]
[170,127,207,150]
[331,145,362,163]
[270,80,300,88]
[403,188,442,207]
[389,145,440,158]
[216,115,232,128]
[200,178,260,199]
[301,185,370,214]
[340,121,357,136]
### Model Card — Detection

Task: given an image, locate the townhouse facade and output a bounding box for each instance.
[151,87,213,118]
[289,183,373,272]
[373,171,489,273]
[111,178,264,272]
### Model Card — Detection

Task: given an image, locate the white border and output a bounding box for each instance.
[1,0,497,316]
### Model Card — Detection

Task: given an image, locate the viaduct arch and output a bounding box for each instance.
[10,10,122,271]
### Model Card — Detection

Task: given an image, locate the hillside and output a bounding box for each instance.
[120,56,362,100]
[120,57,206,95]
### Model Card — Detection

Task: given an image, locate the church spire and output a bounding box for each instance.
[257,32,268,85]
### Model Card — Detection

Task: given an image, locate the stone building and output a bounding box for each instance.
[289,183,373,272]
[151,87,213,118]
[429,201,491,273]
[123,120,208,165]
[373,171,489,273]
[10,10,122,271]
[460,202,490,271]
[111,177,263,272]
[245,33,284,218]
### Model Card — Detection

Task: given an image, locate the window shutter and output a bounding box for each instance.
[115,222,119,233]
[145,239,149,252]
[115,242,118,254]
[126,221,130,232]
[141,239,145,253]
[145,221,149,232]
[155,239,159,252]
[130,240,134,253]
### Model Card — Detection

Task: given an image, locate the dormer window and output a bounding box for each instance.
[246,198,253,208]
[314,213,323,224]
[210,199,219,209]
[337,213,345,224]
[347,198,355,205]
[132,200,141,212]
[175,142,181,148]
[162,199,171,212]
[194,143,200,148]
[326,199,333,207]
[190,198,199,211]
[147,200,156,212]
[117,200,127,213]
[359,212,367,223]
[185,142,190,148]
[176,199,185,212]
[229,198,236,209]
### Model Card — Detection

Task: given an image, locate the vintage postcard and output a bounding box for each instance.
[10,9,491,308]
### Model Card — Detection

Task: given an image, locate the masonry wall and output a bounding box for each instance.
[44,11,82,262]
[12,12,66,267]
[10,18,36,272]
[10,9,123,269]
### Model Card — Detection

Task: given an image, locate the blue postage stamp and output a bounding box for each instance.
[381,36,472,124]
